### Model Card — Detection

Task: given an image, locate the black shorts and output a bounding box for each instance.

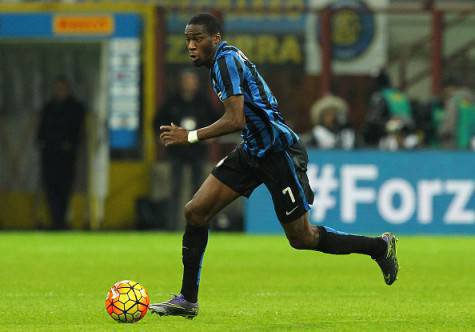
[211,141,314,223]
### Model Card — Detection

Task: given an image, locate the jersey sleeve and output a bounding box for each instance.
[213,54,244,101]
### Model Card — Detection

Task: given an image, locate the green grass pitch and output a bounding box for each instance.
[1,232,474,331]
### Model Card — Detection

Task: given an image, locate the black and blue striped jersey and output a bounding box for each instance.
[210,41,299,158]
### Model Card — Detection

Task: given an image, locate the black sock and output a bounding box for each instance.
[315,226,386,259]
[180,224,208,303]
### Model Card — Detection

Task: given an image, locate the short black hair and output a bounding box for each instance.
[188,13,222,35]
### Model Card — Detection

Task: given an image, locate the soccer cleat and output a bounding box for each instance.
[375,232,399,285]
[149,294,198,319]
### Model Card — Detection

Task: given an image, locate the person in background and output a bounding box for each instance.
[363,70,419,150]
[301,93,355,149]
[438,77,475,150]
[377,117,420,151]
[37,77,85,230]
[415,97,443,147]
[153,69,218,230]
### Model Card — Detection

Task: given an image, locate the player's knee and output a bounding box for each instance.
[184,200,209,227]
[287,236,309,250]
[287,231,318,250]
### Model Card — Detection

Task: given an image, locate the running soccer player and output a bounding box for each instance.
[149,13,398,319]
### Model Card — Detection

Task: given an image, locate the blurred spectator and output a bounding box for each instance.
[417,97,445,147]
[37,77,85,230]
[362,70,419,150]
[301,94,355,149]
[438,77,475,150]
[153,69,218,230]
[378,117,419,151]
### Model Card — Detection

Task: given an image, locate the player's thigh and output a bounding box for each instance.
[186,145,261,225]
[261,144,313,224]
[185,173,241,226]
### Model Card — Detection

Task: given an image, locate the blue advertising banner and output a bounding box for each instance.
[0,14,52,37]
[165,9,307,65]
[0,13,141,38]
[246,150,475,234]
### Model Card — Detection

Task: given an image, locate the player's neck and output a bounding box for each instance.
[204,57,214,69]
[205,46,219,69]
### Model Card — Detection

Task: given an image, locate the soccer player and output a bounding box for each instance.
[149,13,398,319]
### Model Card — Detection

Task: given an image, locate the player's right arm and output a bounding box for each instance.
[159,95,245,146]
[196,53,247,139]
[195,95,245,140]
[160,54,246,146]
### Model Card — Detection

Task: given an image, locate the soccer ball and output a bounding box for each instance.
[105,280,150,323]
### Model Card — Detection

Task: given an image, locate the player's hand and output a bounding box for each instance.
[159,123,188,146]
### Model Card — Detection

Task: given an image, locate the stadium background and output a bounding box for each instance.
[0,1,474,331]
[0,0,473,233]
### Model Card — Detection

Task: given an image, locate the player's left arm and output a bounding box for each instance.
[159,95,245,146]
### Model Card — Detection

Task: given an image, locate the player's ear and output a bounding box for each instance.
[213,33,221,46]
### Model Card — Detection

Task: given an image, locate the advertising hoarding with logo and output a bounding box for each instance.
[306,0,388,74]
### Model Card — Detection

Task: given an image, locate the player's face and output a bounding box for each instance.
[184,24,220,67]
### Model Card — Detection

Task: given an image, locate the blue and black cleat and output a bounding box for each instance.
[375,232,399,285]
[149,294,198,319]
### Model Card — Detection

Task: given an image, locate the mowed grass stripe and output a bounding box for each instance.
[0,232,474,331]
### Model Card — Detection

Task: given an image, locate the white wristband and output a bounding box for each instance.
[187,130,199,144]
